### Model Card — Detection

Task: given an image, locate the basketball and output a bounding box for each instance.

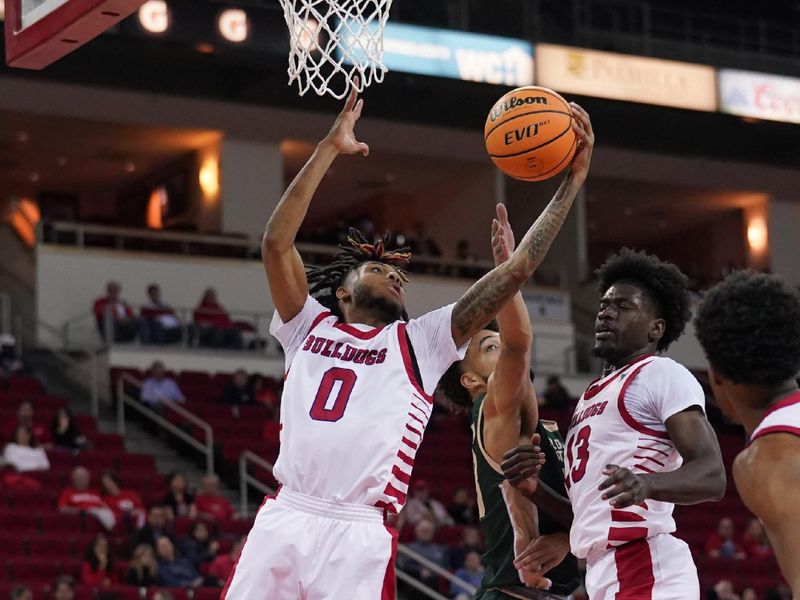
[484,86,577,182]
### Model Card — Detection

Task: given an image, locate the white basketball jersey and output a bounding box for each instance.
[269,296,465,513]
[750,391,800,444]
[564,355,705,560]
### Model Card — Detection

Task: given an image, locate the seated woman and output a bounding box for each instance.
[81,534,117,588]
[180,521,219,569]
[51,408,88,452]
[2,425,50,472]
[126,543,159,587]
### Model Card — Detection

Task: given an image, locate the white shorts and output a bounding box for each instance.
[584,534,698,600]
[222,486,397,600]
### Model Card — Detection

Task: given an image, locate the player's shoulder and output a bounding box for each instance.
[639,356,698,383]
[735,434,800,510]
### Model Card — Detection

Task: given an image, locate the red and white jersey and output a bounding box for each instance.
[564,355,705,560]
[750,391,800,443]
[269,296,466,513]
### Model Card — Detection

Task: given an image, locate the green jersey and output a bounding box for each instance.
[471,394,580,597]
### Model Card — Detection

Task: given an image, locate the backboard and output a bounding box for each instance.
[5,0,145,69]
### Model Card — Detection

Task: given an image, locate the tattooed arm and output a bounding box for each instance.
[451,103,595,347]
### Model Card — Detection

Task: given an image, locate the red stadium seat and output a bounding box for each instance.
[102,585,143,600]
[28,535,76,558]
[193,587,224,600]
[0,535,26,557]
[147,588,189,600]
[7,376,44,395]
[8,558,60,582]
[40,512,84,533]
[0,510,40,534]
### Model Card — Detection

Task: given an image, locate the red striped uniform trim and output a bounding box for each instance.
[381,525,399,600]
[618,364,671,440]
[608,526,649,544]
[397,324,432,403]
[408,412,425,426]
[614,538,655,599]
[639,437,673,448]
[751,425,800,443]
[397,450,415,467]
[405,423,422,437]
[401,436,418,450]
[633,463,656,474]
[633,454,665,467]
[761,391,800,419]
[383,483,407,504]
[308,310,333,334]
[636,445,670,458]
[611,510,646,523]
[392,465,412,485]
[582,354,654,400]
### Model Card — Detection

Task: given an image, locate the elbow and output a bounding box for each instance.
[262,227,287,255]
[707,464,727,502]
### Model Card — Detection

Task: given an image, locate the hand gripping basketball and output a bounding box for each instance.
[568,102,595,183]
[322,79,370,157]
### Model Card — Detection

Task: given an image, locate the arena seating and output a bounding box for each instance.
[0,374,251,598]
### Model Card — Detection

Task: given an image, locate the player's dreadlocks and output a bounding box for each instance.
[596,248,692,351]
[306,228,412,320]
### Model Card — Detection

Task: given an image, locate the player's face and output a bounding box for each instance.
[593,283,663,363]
[464,330,502,380]
[342,262,406,321]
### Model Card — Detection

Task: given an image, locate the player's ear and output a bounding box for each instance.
[335,285,350,302]
[460,370,482,393]
[649,318,666,344]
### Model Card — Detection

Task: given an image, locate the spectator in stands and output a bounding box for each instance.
[408,222,442,258]
[709,579,741,600]
[248,374,280,415]
[162,472,197,519]
[705,517,746,560]
[741,518,772,559]
[58,466,116,530]
[131,506,175,549]
[9,586,33,600]
[126,543,159,587]
[450,550,485,600]
[100,471,146,530]
[51,576,75,600]
[192,288,242,349]
[454,239,480,278]
[50,407,88,451]
[140,284,182,344]
[93,281,138,343]
[540,375,573,411]
[208,536,245,586]
[403,480,453,529]
[181,521,220,569]
[447,487,477,525]
[218,369,253,406]
[2,425,50,472]
[741,588,758,600]
[152,592,174,600]
[155,535,203,588]
[81,533,117,587]
[140,362,185,410]
[4,400,46,443]
[448,526,483,571]
[195,474,236,521]
[398,519,448,595]
[0,334,26,379]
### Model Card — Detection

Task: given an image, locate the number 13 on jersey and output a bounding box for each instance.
[565,425,592,490]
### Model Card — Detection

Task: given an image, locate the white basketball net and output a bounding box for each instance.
[279,0,394,99]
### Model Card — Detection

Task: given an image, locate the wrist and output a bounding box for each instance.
[317,138,340,156]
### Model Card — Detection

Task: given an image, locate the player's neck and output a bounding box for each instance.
[342,308,390,328]
[739,381,800,436]
[602,348,654,377]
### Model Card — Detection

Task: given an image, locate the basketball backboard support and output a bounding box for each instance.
[5,0,145,69]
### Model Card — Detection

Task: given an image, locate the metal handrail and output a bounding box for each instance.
[239,450,276,516]
[395,571,450,600]
[116,373,215,474]
[397,544,478,596]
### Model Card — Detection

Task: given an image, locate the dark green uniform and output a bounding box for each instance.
[471,395,580,599]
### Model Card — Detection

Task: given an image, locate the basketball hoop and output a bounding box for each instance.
[278,0,394,99]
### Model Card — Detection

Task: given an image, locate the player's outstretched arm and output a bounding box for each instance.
[450,103,594,348]
[485,203,535,421]
[598,408,726,508]
[263,84,370,322]
[734,436,800,592]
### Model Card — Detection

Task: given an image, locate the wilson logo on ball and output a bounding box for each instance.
[489,95,549,122]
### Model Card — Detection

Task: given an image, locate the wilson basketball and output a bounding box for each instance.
[485,86,577,182]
